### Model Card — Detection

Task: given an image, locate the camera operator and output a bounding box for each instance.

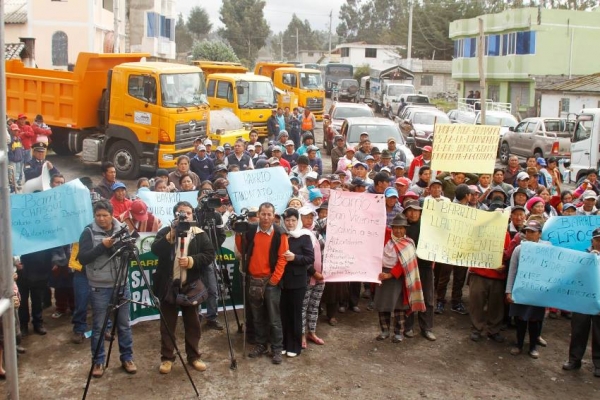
[77,200,136,378]
[151,201,215,374]
[235,202,289,365]
[195,189,226,330]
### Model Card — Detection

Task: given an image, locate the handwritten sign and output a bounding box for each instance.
[512,242,600,314]
[542,215,600,252]
[416,198,509,268]
[11,180,93,255]
[322,191,386,283]
[430,124,501,174]
[136,190,199,227]
[226,166,293,214]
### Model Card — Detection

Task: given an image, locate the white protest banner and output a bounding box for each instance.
[322,190,386,283]
[430,124,501,174]
[416,198,509,268]
[136,190,199,227]
[226,166,293,214]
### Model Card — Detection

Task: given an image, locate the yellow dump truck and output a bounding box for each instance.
[193,60,297,139]
[5,52,210,179]
[254,62,325,121]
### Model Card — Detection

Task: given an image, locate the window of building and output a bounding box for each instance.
[128,75,156,104]
[454,40,464,58]
[485,35,500,56]
[488,84,500,102]
[103,0,113,11]
[560,98,570,113]
[510,82,531,108]
[308,52,314,57]
[516,31,536,55]
[147,12,159,38]
[216,81,233,102]
[365,48,377,58]
[341,47,349,57]
[421,75,433,86]
[51,31,68,66]
[207,80,216,97]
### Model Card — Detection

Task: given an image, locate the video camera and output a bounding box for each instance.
[110,225,139,252]
[227,208,251,233]
[198,189,229,210]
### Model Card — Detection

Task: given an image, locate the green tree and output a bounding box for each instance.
[191,39,241,63]
[175,13,194,54]
[353,64,371,80]
[277,14,320,61]
[219,0,270,67]
[187,6,212,40]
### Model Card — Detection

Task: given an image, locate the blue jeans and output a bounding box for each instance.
[250,284,283,352]
[199,262,218,321]
[90,286,133,364]
[72,271,90,334]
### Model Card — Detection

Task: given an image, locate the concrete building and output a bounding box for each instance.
[398,59,455,98]
[3,0,176,69]
[538,73,600,118]
[298,49,327,65]
[332,42,403,70]
[449,7,600,117]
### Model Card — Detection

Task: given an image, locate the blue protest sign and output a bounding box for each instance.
[226,166,293,214]
[542,215,600,252]
[11,180,93,255]
[512,241,600,314]
[136,190,199,227]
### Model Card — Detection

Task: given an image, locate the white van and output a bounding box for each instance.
[570,108,600,182]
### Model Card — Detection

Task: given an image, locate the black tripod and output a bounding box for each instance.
[197,206,241,370]
[82,237,200,399]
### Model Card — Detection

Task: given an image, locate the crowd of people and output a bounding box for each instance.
[5,112,600,380]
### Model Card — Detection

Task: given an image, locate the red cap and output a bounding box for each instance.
[17,113,27,120]
[346,146,356,153]
[394,177,411,186]
[10,123,19,131]
[422,145,433,152]
[130,199,149,221]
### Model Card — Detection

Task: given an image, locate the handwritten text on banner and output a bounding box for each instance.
[322,191,386,283]
[512,242,600,315]
[416,198,509,268]
[11,180,93,255]
[542,215,600,252]
[430,124,501,174]
[136,190,199,228]
[226,166,293,214]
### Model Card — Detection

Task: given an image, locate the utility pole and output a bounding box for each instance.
[296,27,299,62]
[478,18,486,125]
[278,35,283,61]
[113,0,120,52]
[407,0,413,61]
[328,10,332,60]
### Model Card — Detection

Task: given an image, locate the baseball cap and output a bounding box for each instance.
[582,190,597,200]
[522,220,542,232]
[268,157,280,165]
[516,171,530,181]
[285,140,294,146]
[111,182,127,191]
[308,188,323,202]
[32,142,47,151]
[272,147,282,153]
[511,205,526,213]
[306,171,319,181]
[562,203,576,211]
[299,206,317,216]
[17,113,26,119]
[536,157,547,167]
[429,178,442,187]
[387,137,396,144]
[394,177,411,186]
[197,145,206,151]
[130,199,149,222]
[354,161,368,169]
[395,162,406,169]
[216,146,225,153]
[381,167,391,174]
[156,169,169,177]
[384,187,399,198]
[318,177,330,185]
[307,145,319,152]
[468,185,481,194]
[331,174,341,183]
[403,199,422,211]
[247,145,255,151]
[350,178,368,187]
[203,139,213,146]
[365,155,375,161]
[346,147,356,153]
[254,142,263,147]
[224,143,231,149]
[215,164,228,172]
[9,123,19,131]
[422,145,433,153]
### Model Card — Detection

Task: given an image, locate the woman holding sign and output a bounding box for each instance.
[505,220,549,359]
[374,214,426,343]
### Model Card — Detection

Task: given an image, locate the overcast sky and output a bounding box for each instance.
[176,0,347,34]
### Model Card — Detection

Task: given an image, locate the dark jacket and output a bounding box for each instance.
[19,249,54,286]
[281,234,314,290]
[95,178,116,200]
[24,158,59,181]
[406,221,433,269]
[151,226,215,300]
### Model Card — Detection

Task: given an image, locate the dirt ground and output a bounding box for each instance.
[8,289,600,400]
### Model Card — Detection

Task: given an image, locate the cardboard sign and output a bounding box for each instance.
[542,215,600,252]
[226,166,293,214]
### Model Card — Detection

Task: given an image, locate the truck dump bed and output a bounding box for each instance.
[5,52,148,129]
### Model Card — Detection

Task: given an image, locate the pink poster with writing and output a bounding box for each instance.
[322,190,386,283]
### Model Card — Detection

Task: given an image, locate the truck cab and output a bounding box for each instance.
[570,109,600,182]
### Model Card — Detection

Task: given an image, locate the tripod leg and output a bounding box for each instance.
[214,262,242,332]
[242,275,247,358]
[213,263,237,370]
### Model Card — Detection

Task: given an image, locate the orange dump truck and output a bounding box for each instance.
[5,52,210,179]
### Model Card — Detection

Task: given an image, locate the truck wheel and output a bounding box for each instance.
[499,143,510,165]
[50,134,75,156]
[108,140,140,180]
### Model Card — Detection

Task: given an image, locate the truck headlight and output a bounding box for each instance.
[162,154,174,161]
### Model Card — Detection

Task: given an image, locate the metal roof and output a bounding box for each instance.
[4,43,26,60]
[538,73,600,93]
[4,0,28,24]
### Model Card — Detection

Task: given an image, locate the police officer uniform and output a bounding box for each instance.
[24,142,59,181]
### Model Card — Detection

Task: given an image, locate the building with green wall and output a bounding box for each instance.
[449,7,600,117]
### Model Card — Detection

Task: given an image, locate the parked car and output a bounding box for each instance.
[336,78,360,102]
[475,110,518,140]
[339,117,414,165]
[499,117,573,164]
[392,94,432,115]
[447,108,476,124]
[322,102,374,154]
[401,108,450,154]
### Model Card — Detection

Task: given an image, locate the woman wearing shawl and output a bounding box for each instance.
[374,214,426,342]
[280,208,315,357]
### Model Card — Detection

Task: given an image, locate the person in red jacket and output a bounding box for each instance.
[16,114,36,164]
[407,145,435,183]
[32,114,52,144]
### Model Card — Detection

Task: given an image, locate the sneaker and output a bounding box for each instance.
[434,302,444,314]
[92,363,104,378]
[338,306,346,313]
[451,303,468,315]
[392,333,404,343]
[562,360,581,371]
[159,361,173,374]
[404,329,415,338]
[190,359,207,372]
[248,344,268,358]
[537,336,548,347]
[16,345,26,354]
[286,352,297,358]
[487,333,505,343]
[33,325,47,335]
[528,349,540,359]
[510,347,522,356]
[470,331,482,342]
[205,320,224,331]
[422,330,437,341]
[121,360,137,374]
[376,331,390,341]
[72,332,85,344]
[51,311,64,319]
[351,306,361,313]
[272,352,283,364]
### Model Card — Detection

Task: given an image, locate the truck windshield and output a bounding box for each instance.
[388,85,415,97]
[160,72,207,108]
[299,72,323,89]
[238,80,276,109]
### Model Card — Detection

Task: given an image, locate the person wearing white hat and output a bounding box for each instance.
[577,190,598,215]
[282,139,299,168]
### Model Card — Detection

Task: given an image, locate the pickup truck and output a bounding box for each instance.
[499,117,573,164]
